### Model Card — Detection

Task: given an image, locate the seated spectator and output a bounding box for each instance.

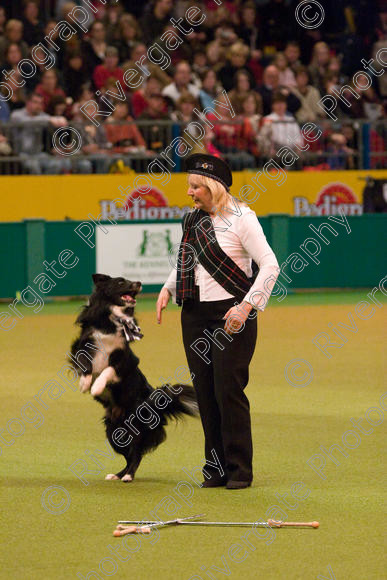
[63,51,88,102]
[102,0,125,44]
[0,6,6,36]
[93,46,124,91]
[140,0,174,46]
[72,84,97,121]
[190,124,222,157]
[192,50,208,83]
[70,112,109,173]
[259,92,304,157]
[82,21,107,77]
[183,16,208,60]
[56,0,77,20]
[218,42,256,93]
[239,92,262,158]
[342,122,358,150]
[0,19,29,61]
[308,41,332,95]
[22,0,44,46]
[291,66,323,123]
[204,2,238,32]
[209,95,255,170]
[326,132,355,170]
[162,61,200,103]
[338,83,384,121]
[47,95,68,118]
[55,1,83,71]
[0,130,12,157]
[372,23,387,98]
[138,93,170,153]
[0,92,11,122]
[258,64,301,116]
[213,24,238,50]
[41,19,60,67]
[138,93,170,121]
[327,56,346,85]
[206,40,227,74]
[105,101,149,154]
[273,52,296,88]
[171,93,199,124]
[123,43,171,90]
[362,86,384,121]
[237,1,260,52]
[35,69,67,113]
[10,93,69,174]
[1,44,28,110]
[199,69,223,111]
[284,41,302,74]
[228,70,262,116]
[113,14,140,63]
[342,122,359,168]
[322,71,341,103]
[95,75,128,111]
[104,101,156,172]
[162,23,194,66]
[131,78,164,118]
[246,49,264,88]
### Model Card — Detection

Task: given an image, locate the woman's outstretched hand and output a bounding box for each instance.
[156,288,171,324]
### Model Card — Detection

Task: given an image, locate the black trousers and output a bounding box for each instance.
[181,296,257,483]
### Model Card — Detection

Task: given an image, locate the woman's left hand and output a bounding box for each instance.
[223,301,253,336]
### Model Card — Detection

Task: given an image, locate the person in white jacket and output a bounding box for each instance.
[156,154,279,489]
[259,91,304,157]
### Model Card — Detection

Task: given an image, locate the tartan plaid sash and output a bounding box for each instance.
[176,209,258,305]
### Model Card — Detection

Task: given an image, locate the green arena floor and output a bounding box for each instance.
[1,291,385,579]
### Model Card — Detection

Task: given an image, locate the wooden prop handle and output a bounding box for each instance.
[267,520,319,528]
[113,525,151,536]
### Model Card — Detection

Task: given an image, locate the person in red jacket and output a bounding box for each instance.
[34,69,67,112]
[104,102,147,154]
[93,46,124,91]
[131,78,165,118]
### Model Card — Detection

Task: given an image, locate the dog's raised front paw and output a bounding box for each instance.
[79,374,92,393]
[91,377,106,397]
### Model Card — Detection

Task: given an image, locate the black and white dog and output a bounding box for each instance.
[70,274,198,482]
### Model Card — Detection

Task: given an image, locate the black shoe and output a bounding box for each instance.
[226,480,251,490]
[201,479,227,488]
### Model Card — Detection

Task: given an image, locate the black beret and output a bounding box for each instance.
[185,154,232,190]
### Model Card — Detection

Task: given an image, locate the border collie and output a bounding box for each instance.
[70,274,198,482]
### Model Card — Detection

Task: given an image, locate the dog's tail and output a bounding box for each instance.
[151,384,199,421]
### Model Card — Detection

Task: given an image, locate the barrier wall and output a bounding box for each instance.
[0,214,385,300]
[0,169,386,221]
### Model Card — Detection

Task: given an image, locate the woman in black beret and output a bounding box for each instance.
[157,154,279,489]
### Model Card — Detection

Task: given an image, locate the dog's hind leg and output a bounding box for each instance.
[105,463,132,481]
[91,366,118,396]
[79,374,92,393]
[105,473,120,481]
[121,453,142,483]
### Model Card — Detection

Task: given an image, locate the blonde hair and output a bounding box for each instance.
[188,173,246,214]
[229,41,249,59]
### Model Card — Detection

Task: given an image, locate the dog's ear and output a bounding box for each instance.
[92,274,111,286]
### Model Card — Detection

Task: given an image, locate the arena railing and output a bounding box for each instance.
[0,119,385,175]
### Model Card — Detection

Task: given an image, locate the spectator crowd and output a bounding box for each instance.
[0,0,385,174]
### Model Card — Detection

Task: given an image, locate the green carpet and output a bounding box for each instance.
[1,291,385,579]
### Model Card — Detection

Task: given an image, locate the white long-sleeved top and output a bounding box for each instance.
[163,204,279,311]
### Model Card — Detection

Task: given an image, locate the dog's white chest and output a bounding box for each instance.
[92,331,125,375]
